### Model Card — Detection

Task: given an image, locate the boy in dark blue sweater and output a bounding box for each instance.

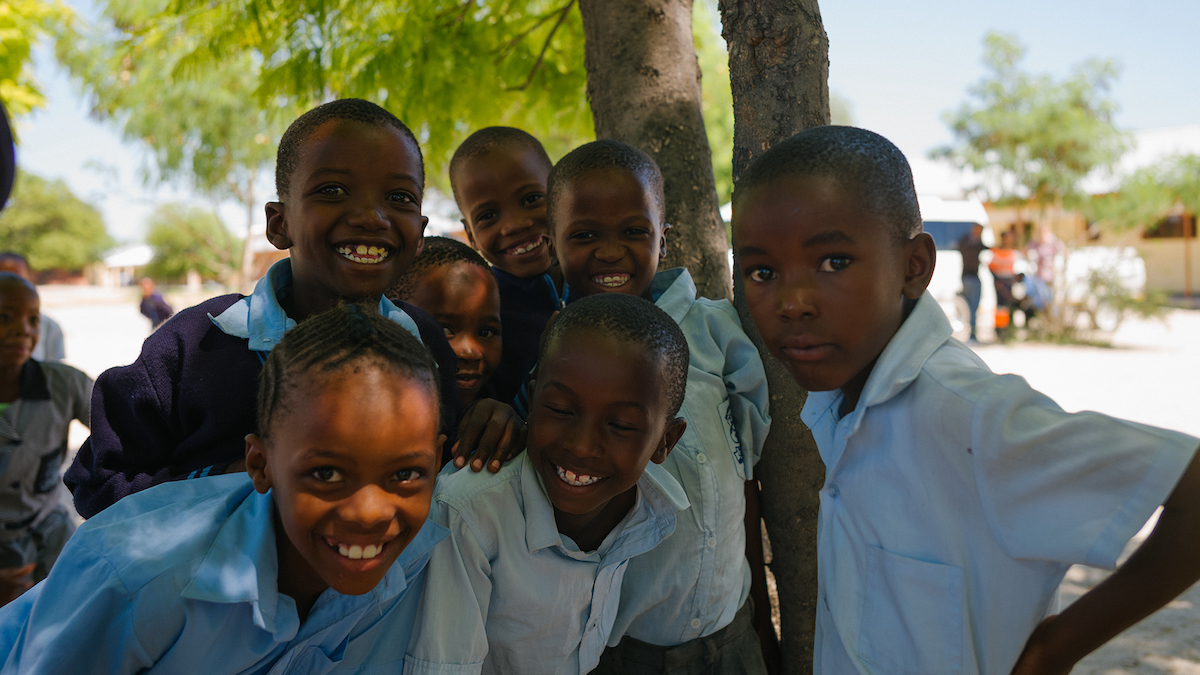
[65,99,521,518]
[449,128,562,408]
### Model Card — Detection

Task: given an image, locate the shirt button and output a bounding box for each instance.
[696,453,707,464]
[706,537,717,549]
[828,483,839,499]
[690,618,702,629]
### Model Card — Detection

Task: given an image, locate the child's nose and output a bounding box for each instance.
[339,484,396,526]
[561,421,603,458]
[454,336,483,362]
[777,279,818,320]
[346,200,389,230]
[594,240,624,263]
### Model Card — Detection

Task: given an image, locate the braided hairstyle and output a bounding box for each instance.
[387,236,491,303]
[257,304,439,438]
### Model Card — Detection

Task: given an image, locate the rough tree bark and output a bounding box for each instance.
[719,1,830,673]
[577,0,731,301]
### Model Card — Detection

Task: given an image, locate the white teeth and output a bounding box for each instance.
[555,464,601,487]
[336,543,383,560]
[507,239,543,256]
[336,245,391,265]
[592,274,629,288]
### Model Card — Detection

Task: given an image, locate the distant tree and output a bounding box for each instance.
[932,32,1130,214]
[1087,154,1200,232]
[144,203,240,282]
[57,9,290,290]
[0,171,111,270]
[0,0,74,120]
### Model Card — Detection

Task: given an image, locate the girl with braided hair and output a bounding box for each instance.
[0,304,447,672]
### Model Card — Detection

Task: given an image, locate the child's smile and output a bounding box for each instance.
[265,119,428,320]
[735,173,932,412]
[456,147,553,279]
[526,331,683,550]
[551,168,666,301]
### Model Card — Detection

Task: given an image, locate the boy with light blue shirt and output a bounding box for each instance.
[543,140,774,674]
[733,125,1200,675]
[405,294,691,675]
[0,305,448,674]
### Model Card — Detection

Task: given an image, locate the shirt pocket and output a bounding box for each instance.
[33,447,65,494]
[858,544,963,675]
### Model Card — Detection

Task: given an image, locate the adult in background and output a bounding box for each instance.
[138,278,174,329]
[0,254,65,363]
[954,223,988,342]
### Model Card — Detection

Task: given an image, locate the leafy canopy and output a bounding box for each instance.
[0,171,112,269]
[0,0,75,121]
[144,203,241,281]
[1087,154,1200,233]
[932,32,1130,209]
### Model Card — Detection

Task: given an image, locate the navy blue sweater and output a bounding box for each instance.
[478,269,560,406]
[64,294,462,519]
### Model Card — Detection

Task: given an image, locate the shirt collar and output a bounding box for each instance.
[179,483,448,640]
[801,292,952,431]
[518,452,690,555]
[209,258,423,351]
[648,267,694,324]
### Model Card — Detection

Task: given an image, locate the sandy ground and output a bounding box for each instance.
[39,285,1200,672]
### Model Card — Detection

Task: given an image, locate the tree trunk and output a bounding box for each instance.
[719,1,830,673]
[578,0,731,301]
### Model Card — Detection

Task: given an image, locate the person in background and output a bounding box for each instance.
[953,224,987,343]
[1027,226,1065,286]
[0,254,64,363]
[0,273,91,608]
[138,277,174,330]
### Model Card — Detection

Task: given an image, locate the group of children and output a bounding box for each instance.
[0,97,1192,675]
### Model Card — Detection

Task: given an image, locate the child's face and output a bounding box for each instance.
[407,262,503,407]
[0,282,38,369]
[526,331,685,538]
[266,120,428,314]
[246,365,440,603]
[456,147,552,279]
[734,174,934,406]
[551,169,667,301]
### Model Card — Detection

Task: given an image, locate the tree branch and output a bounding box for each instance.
[506,0,574,92]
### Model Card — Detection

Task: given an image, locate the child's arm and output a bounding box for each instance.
[744,479,781,675]
[1012,449,1200,675]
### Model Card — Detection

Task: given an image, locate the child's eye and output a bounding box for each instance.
[478,327,500,339]
[543,404,572,416]
[311,467,343,483]
[624,227,650,238]
[393,468,423,483]
[745,266,776,283]
[389,191,416,205]
[474,210,498,224]
[608,419,639,433]
[441,325,455,339]
[522,193,544,207]
[568,231,595,242]
[317,185,346,197]
[819,256,852,273]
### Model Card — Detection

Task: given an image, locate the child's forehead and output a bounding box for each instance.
[0,280,38,305]
[296,120,420,172]
[734,173,895,241]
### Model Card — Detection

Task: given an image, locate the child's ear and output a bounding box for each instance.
[651,417,688,465]
[245,433,273,494]
[659,222,671,256]
[414,234,427,258]
[264,202,293,251]
[901,232,937,300]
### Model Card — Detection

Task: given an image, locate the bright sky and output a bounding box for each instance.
[12,0,1200,243]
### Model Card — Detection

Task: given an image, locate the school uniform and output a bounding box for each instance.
[596,268,770,673]
[64,259,462,519]
[403,452,690,675]
[0,360,91,579]
[0,473,447,674]
[803,292,1199,675]
[478,268,561,406]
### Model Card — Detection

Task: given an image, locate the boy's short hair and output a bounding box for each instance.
[733,126,922,243]
[545,140,665,228]
[275,99,424,199]
[389,236,492,302]
[257,304,439,437]
[0,271,35,295]
[448,127,552,199]
[0,252,29,269]
[539,293,688,418]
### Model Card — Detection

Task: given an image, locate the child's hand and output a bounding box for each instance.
[1011,616,1071,675]
[0,563,36,606]
[452,400,526,473]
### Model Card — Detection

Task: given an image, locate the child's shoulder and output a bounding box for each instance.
[71,474,260,589]
[433,456,526,512]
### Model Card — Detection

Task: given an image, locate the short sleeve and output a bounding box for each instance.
[712,302,771,471]
[403,501,490,675]
[971,374,1199,568]
[71,368,93,429]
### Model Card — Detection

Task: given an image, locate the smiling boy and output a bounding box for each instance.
[449,127,562,405]
[733,125,1200,675]
[404,294,690,675]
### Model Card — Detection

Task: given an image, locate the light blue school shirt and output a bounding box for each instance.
[209,258,423,353]
[404,452,690,675]
[805,292,1199,675]
[0,473,448,674]
[607,267,771,646]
